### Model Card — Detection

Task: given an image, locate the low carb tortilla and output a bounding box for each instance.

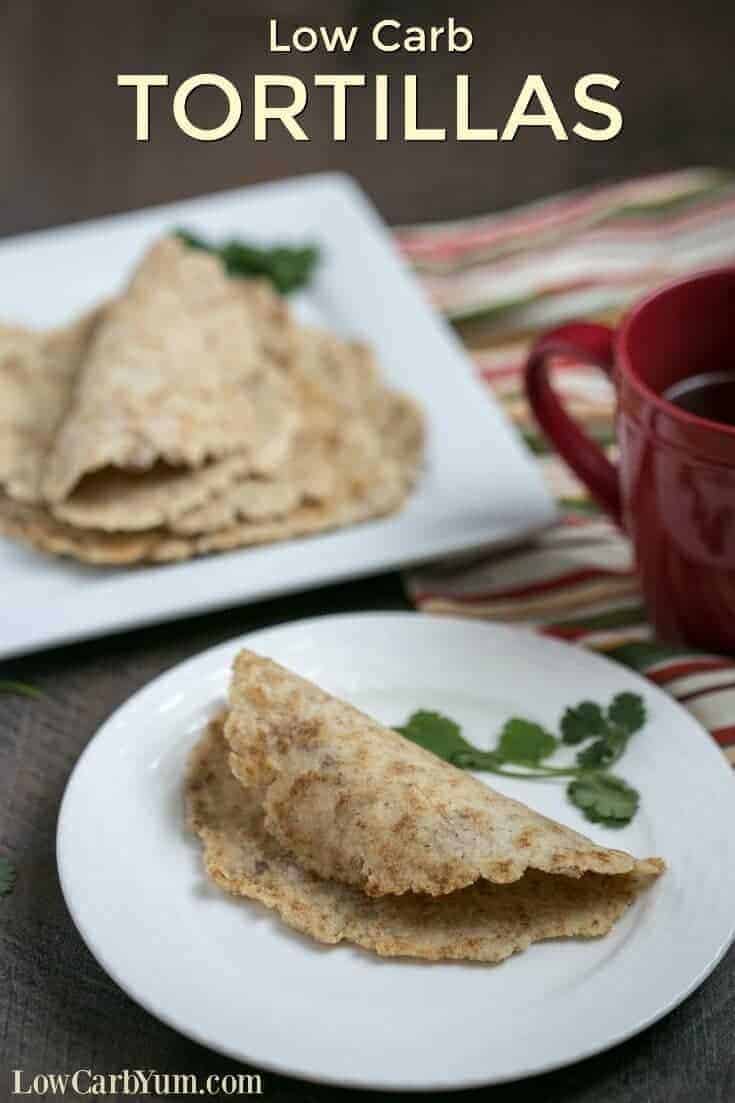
[186,713,663,964]
[224,651,661,897]
[0,311,102,504]
[42,239,298,505]
[0,391,423,563]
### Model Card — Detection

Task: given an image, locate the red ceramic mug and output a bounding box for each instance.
[524,266,735,653]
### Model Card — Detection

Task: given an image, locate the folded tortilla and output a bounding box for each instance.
[0,388,422,562]
[224,652,663,898]
[0,311,102,504]
[0,306,282,534]
[41,238,299,510]
[167,332,399,536]
[49,365,297,533]
[187,713,663,963]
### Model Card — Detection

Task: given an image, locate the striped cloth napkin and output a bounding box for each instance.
[396,168,735,764]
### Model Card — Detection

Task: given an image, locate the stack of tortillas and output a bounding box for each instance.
[0,237,423,564]
[186,652,664,963]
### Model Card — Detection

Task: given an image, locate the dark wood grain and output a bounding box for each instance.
[2,1,735,1099]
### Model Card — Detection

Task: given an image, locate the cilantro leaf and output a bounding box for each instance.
[396,711,503,770]
[576,738,618,769]
[607,692,646,735]
[0,857,16,897]
[497,718,557,765]
[395,711,476,764]
[567,773,639,826]
[560,701,608,744]
[177,230,319,294]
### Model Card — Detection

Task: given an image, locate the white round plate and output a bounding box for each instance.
[57,613,735,1091]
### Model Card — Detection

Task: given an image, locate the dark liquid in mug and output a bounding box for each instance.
[663,371,735,426]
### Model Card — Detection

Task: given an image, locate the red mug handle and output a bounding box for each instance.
[525,322,623,527]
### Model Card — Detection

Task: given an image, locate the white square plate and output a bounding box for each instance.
[0,174,554,659]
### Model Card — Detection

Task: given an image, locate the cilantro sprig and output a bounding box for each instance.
[177,230,319,294]
[396,692,647,827]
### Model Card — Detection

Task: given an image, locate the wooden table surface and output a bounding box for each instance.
[2,3,734,1100]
